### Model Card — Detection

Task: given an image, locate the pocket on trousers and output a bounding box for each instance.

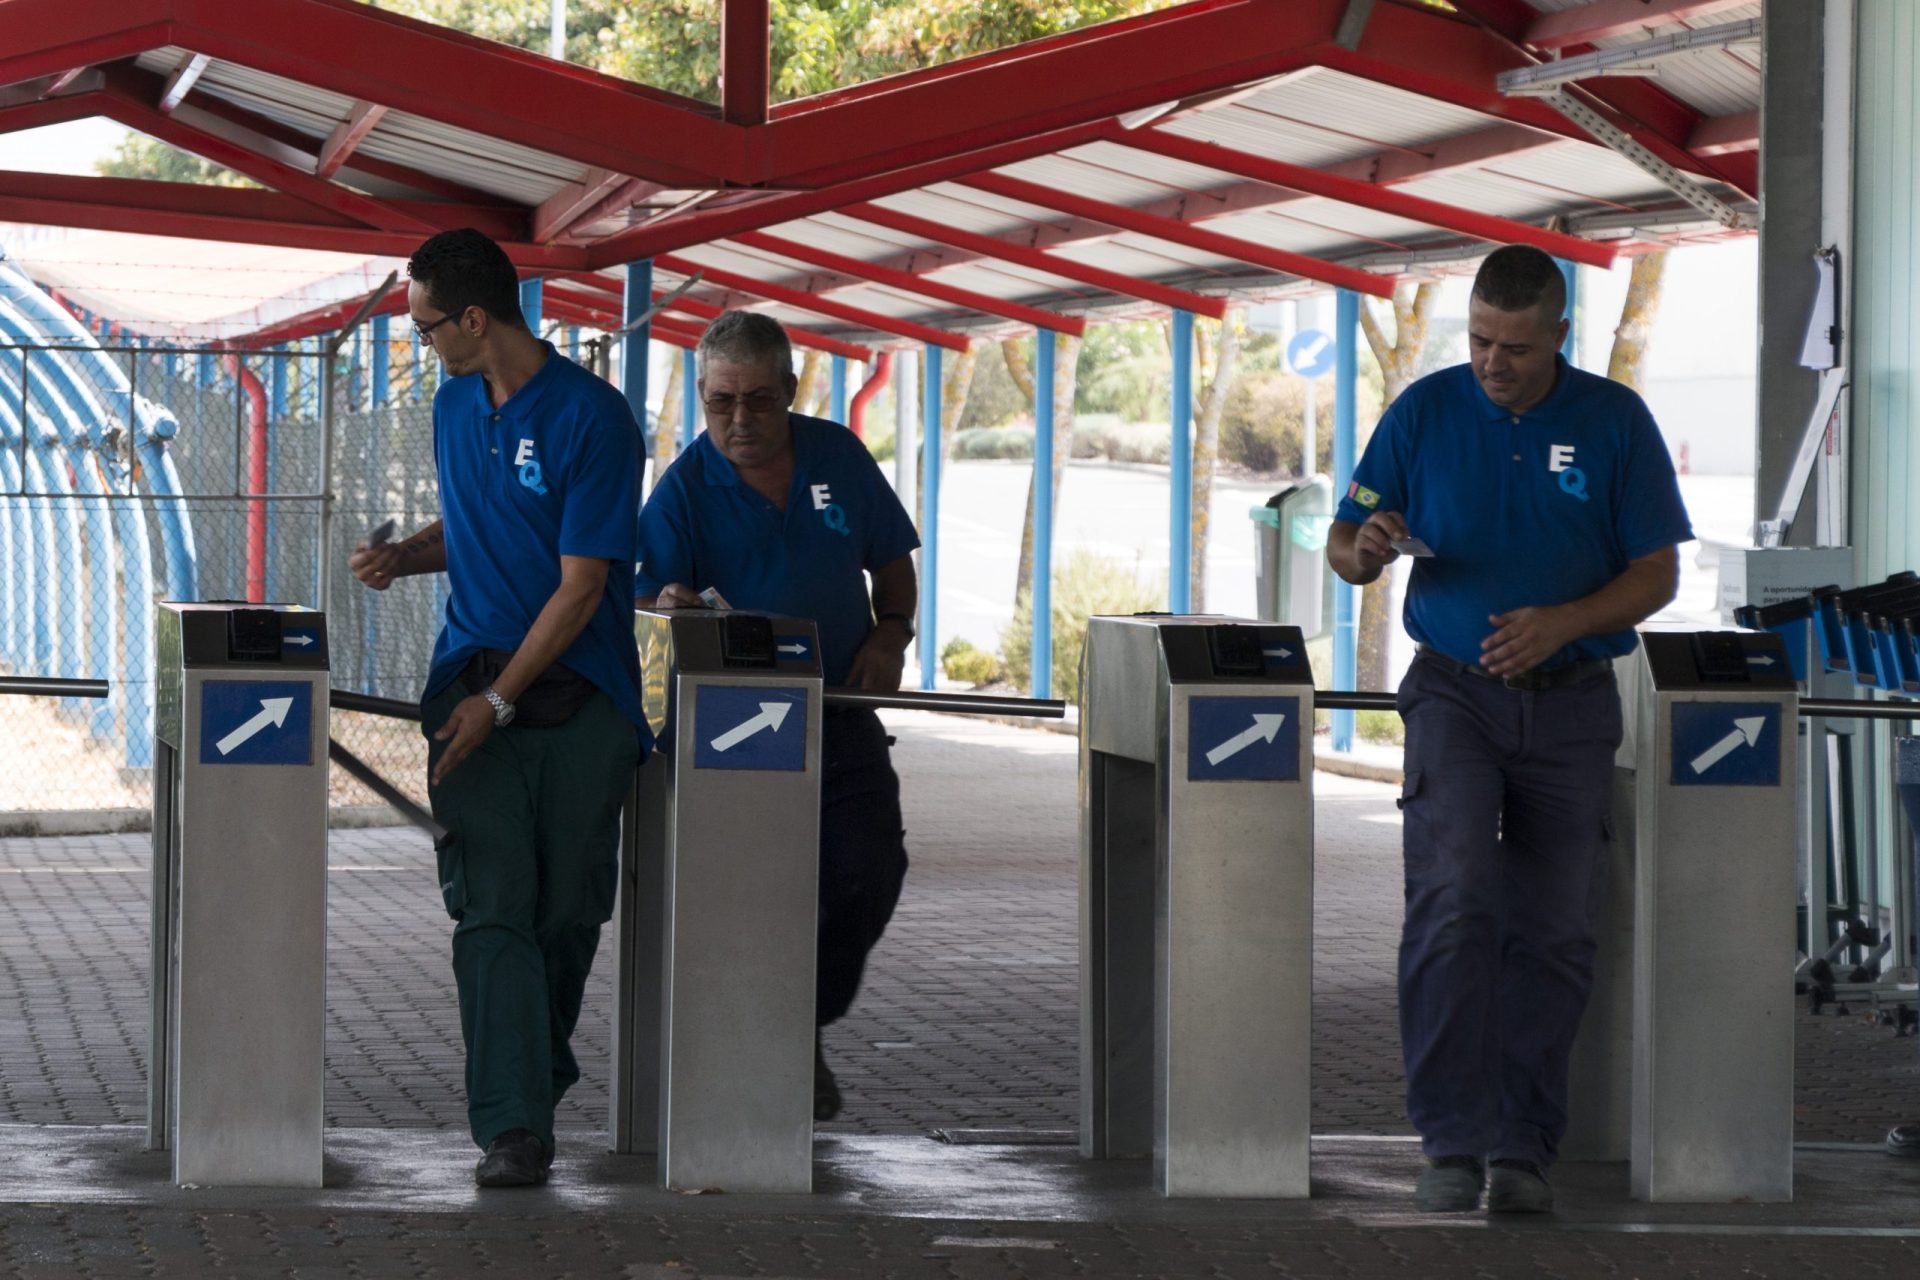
[433,830,468,921]
[1397,769,1423,812]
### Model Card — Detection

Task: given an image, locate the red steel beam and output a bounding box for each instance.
[549,275,876,361]
[730,231,1087,336]
[0,89,109,135]
[720,0,770,126]
[1689,109,1758,156]
[1525,0,1756,50]
[958,172,1396,298]
[0,2,172,90]
[654,254,970,351]
[843,202,1227,320]
[533,168,631,243]
[236,289,408,349]
[315,99,387,179]
[1115,128,1616,268]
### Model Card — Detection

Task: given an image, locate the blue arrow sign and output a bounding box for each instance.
[694,685,808,772]
[774,633,814,663]
[283,626,322,652]
[198,680,313,766]
[1669,702,1782,787]
[1286,328,1335,380]
[1187,696,1300,782]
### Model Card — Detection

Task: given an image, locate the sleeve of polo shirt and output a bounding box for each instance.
[633,472,694,599]
[1333,396,1411,525]
[853,441,922,571]
[1615,402,1695,559]
[557,402,642,563]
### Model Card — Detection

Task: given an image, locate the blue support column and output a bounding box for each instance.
[370,314,390,408]
[920,343,943,691]
[680,348,698,448]
[519,276,544,332]
[1332,290,1360,753]
[349,328,364,410]
[1558,259,1579,364]
[410,329,424,402]
[197,351,213,387]
[829,355,849,424]
[268,348,288,600]
[1032,332,1056,700]
[364,315,390,693]
[1169,309,1194,613]
[621,260,652,473]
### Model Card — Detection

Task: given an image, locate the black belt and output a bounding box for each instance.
[1417,645,1613,692]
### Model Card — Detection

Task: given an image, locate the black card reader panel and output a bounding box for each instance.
[1207,625,1266,677]
[227,609,283,663]
[1690,631,1752,683]
[720,614,777,668]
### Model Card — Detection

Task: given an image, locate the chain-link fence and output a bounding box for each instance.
[0,319,484,822]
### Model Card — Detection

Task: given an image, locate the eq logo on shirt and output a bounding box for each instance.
[1548,443,1589,503]
[810,482,850,536]
[513,438,548,495]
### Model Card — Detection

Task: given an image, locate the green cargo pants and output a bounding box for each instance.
[422,682,641,1151]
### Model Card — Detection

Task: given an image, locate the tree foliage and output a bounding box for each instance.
[95,134,255,187]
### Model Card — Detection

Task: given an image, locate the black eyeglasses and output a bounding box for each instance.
[702,391,786,415]
[413,312,460,339]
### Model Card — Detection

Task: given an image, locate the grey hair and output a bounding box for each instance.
[696,310,794,379]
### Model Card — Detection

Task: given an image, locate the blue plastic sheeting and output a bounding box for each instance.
[1169,309,1194,613]
[1331,290,1360,753]
[1033,331,1056,701]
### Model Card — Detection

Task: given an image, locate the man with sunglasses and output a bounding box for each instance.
[347,227,649,1188]
[635,311,919,1124]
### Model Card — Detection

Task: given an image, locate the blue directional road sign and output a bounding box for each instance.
[1187,696,1299,782]
[1286,328,1336,380]
[694,685,808,772]
[1670,702,1782,787]
[773,632,815,665]
[198,680,313,766]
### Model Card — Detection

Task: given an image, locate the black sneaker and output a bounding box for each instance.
[475,1129,551,1188]
[1413,1155,1484,1212]
[813,1035,843,1123]
[1487,1158,1554,1213]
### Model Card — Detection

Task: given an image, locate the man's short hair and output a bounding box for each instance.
[407,228,527,330]
[1471,244,1566,321]
[697,310,793,380]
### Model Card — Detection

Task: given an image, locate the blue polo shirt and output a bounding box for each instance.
[425,344,650,750]
[1333,357,1693,669]
[635,413,921,686]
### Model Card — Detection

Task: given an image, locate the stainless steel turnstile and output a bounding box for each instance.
[612,608,823,1193]
[1079,614,1315,1197]
[150,603,330,1187]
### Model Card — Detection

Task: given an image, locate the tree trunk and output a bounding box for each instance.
[1002,336,1035,403]
[655,350,683,465]
[1607,250,1668,392]
[1188,315,1240,611]
[940,340,979,457]
[1353,281,1439,692]
[794,349,825,416]
[1015,334,1082,602]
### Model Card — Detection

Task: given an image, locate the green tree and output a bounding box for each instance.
[95,134,254,186]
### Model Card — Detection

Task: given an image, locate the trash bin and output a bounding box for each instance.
[1250,476,1333,637]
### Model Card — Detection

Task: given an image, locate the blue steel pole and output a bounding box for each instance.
[622,259,652,482]
[1169,309,1194,613]
[680,348,698,449]
[920,343,942,691]
[519,276,544,333]
[268,348,287,601]
[1558,259,1579,364]
[1332,290,1359,753]
[1032,332,1056,700]
[364,315,390,695]
[410,329,424,402]
[829,355,848,424]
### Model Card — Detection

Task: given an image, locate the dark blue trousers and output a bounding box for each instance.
[817,707,909,1026]
[1396,652,1622,1168]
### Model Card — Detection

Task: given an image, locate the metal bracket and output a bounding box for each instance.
[1526,89,1755,231]
[1497,18,1760,93]
[1756,366,1847,548]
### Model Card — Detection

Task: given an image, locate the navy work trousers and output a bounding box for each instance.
[818,706,910,1026]
[1395,652,1622,1168]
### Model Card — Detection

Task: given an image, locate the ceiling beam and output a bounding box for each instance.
[654,254,970,350]
[315,99,387,179]
[1688,108,1758,156]
[720,0,770,126]
[1525,0,1756,51]
[533,167,631,243]
[729,231,1087,335]
[156,50,209,113]
[958,171,1396,298]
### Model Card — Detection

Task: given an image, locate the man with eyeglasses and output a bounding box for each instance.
[635,310,919,1123]
[347,227,649,1188]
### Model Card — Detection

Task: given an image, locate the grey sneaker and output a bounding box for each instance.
[1414,1156,1485,1212]
[475,1128,551,1188]
[1888,1123,1920,1158]
[1487,1158,1553,1213]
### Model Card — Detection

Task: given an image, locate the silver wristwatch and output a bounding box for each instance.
[482,686,516,727]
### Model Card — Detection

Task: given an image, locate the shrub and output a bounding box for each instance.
[951,426,1035,461]
[1219,372,1335,474]
[864,428,896,462]
[998,549,1166,702]
[940,636,1002,686]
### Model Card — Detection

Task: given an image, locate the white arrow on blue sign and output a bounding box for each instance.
[198,680,312,766]
[1187,696,1300,782]
[1286,329,1335,380]
[1669,702,1781,787]
[694,685,808,772]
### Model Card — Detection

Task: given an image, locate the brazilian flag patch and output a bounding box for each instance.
[1347,481,1380,510]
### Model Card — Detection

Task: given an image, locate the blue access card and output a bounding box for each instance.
[693,685,808,772]
[1186,696,1300,782]
[198,680,313,766]
[1669,702,1782,787]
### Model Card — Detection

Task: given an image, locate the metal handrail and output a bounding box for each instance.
[825,688,1066,718]
[0,676,109,698]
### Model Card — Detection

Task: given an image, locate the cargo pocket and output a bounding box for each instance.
[433,830,468,922]
[1396,769,1423,811]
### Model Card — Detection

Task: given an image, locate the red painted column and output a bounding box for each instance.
[720,0,770,125]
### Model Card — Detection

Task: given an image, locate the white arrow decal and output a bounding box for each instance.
[1262,646,1294,661]
[1688,715,1768,775]
[216,697,296,756]
[1204,713,1287,767]
[1297,334,1330,365]
[777,642,809,656]
[1745,653,1775,666]
[285,634,316,648]
[710,701,794,752]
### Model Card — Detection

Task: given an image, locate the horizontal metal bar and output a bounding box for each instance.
[824,688,1067,718]
[1798,698,1920,722]
[0,676,109,698]
[327,737,444,841]
[1318,691,1398,712]
[330,689,421,720]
